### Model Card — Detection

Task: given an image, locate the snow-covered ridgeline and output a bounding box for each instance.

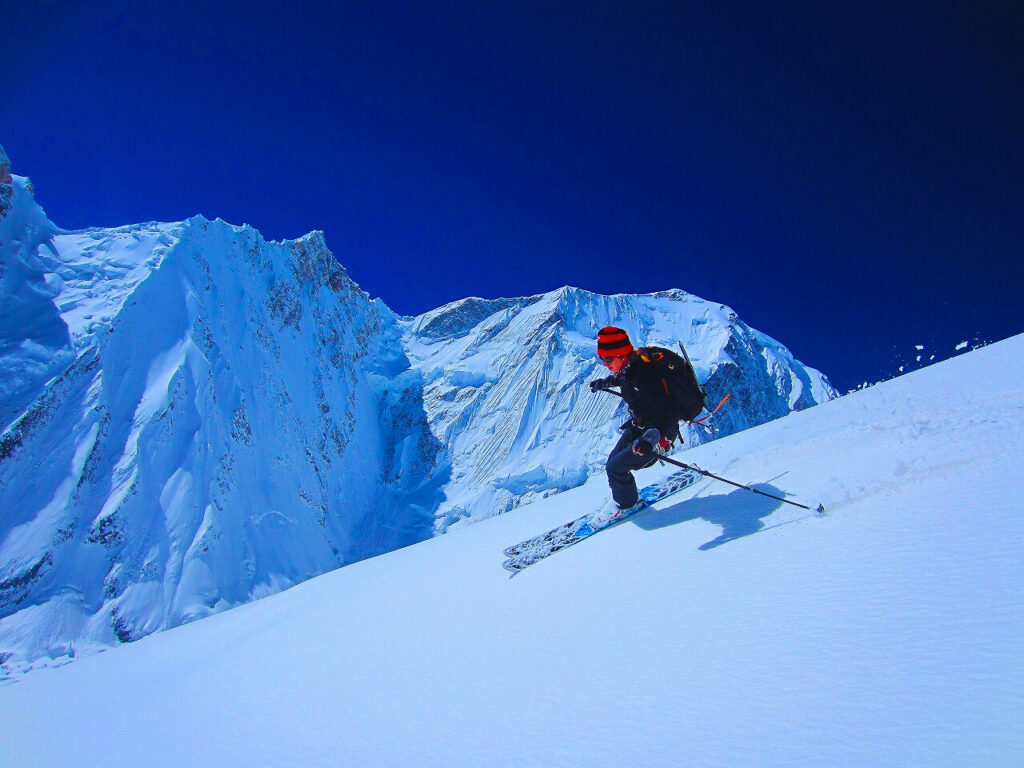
[403,287,835,530]
[0,170,441,668]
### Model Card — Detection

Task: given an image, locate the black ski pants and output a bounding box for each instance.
[606,424,659,509]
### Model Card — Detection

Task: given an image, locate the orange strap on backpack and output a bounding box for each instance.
[690,393,731,425]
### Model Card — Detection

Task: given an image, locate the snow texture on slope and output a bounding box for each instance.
[1,335,1020,767]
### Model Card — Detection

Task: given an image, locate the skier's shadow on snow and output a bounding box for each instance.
[631,484,786,550]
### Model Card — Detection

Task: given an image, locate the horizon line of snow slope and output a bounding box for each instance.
[0,186,443,670]
[403,286,836,531]
[2,334,1020,767]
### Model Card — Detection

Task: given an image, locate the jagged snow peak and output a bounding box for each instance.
[402,286,835,530]
[1,175,441,670]
[0,158,832,673]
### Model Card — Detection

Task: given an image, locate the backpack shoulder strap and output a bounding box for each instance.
[637,346,674,363]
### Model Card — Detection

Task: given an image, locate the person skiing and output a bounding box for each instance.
[590,326,683,512]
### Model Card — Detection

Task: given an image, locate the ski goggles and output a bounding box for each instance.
[598,355,618,364]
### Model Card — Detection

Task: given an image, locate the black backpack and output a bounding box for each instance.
[635,345,707,423]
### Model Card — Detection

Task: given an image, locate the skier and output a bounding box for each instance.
[590,326,682,512]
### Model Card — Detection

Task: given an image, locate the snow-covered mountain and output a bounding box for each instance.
[2,333,1020,767]
[403,288,834,529]
[0,148,833,671]
[0,156,442,667]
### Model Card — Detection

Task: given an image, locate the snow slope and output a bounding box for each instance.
[2,335,1020,767]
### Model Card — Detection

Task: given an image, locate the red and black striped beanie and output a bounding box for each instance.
[597,326,634,358]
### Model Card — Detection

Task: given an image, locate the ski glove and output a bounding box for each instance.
[632,439,654,457]
[632,427,662,456]
[589,376,617,393]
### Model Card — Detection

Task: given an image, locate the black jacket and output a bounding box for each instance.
[616,347,681,440]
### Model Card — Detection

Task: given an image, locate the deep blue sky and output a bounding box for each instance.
[4,1,1022,391]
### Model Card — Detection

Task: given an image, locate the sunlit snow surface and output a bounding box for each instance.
[1,335,1022,767]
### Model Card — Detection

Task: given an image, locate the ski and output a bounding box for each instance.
[502,469,702,573]
[501,467,697,559]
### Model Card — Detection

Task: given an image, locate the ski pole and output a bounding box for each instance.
[656,454,825,513]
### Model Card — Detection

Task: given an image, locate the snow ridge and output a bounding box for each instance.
[0,177,442,670]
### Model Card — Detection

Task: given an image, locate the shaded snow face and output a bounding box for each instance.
[0,145,13,218]
[0,175,74,431]
[402,287,835,531]
[0,205,442,670]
